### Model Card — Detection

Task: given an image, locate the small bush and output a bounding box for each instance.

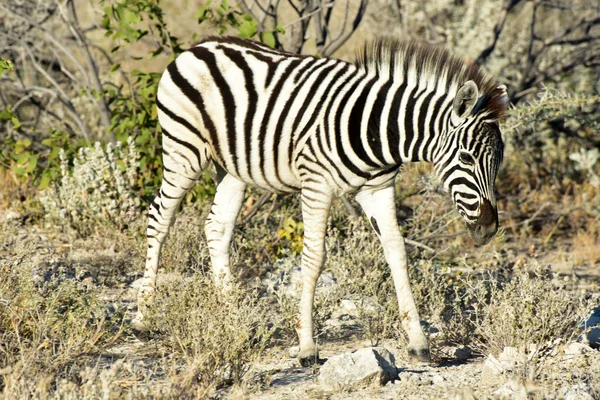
[145,274,273,394]
[460,265,597,357]
[40,139,140,236]
[0,244,125,397]
[325,219,400,345]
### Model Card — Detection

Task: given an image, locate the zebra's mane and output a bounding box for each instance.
[354,39,508,119]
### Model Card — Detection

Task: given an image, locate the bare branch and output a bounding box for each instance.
[64,0,111,137]
[475,0,524,65]
[321,0,368,56]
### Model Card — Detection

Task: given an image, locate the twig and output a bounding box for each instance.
[405,239,435,252]
[340,196,360,219]
[242,192,275,224]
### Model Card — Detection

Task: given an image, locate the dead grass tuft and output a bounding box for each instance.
[145,274,274,395]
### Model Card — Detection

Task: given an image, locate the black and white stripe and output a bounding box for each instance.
[135,37,508,366]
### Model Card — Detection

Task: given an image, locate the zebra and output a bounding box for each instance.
[133,36,508,366]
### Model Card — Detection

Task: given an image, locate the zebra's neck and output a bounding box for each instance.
[346,69,455,169]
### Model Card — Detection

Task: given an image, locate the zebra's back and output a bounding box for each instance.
[156,37,366,194]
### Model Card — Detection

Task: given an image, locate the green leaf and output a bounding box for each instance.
[195,4,210,20]
[110,63,121,73]
[261,31,276,48]
[11,116,21,129]
[25,155,38,173]
[0,108,13,120]
[238,20,257,39]
[11,166,25,176]
[38,173,51,190]
[16,152,30,165]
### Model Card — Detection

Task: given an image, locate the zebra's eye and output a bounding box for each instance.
[459,152,475,165]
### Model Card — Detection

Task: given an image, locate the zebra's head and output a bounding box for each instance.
[435,81,508,246]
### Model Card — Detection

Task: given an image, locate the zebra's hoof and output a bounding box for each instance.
[407,345,431,363]
[298,348,321,367]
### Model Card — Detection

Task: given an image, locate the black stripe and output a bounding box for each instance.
[456,198,479,212]
[272,61,331,189]
[258,58,303,185]
[366,79,392,165]
[348,76,380,168]
[448,176,478,192]
[413,90,436,159]
[315,126,352,186]
[402,85,421,159]
[294,58,321,84]
[291,62,346,148]
[163,64,210,146]
[189,46,239,176]
[334,73,371,179]
[165,61,217,149]
[387,81,408,163]
[219,46,258,181]
[423,94,447,161]
[159,125,202,169]
[247,50,278,88]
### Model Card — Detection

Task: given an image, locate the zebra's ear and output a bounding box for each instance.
[452,80,479,122]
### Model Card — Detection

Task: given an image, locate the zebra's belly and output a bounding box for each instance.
[213,151,303,194]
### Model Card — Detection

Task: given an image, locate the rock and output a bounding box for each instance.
[338,298,382,318]
[481,349,525,386]
[318,347,398,388]
[482,354,504,376]
[492,380,528,399]
[263,258,337,297]
[563,341,594,364]
[5,210,21,221]
[498,346,523,368]
[441,345,472,361]
[562,383,594,400]
[288,346,299,358]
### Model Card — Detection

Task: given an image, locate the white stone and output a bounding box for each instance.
[339,298,383,317]
[492,380,528,399]
[288,346,299,358]
[562,383,594,400]
[5,210,20,220]
[318,347,398,388]
[482,354,504,376]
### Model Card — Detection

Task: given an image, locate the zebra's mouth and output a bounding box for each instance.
[466,199,499,246]
[467,224,497,246]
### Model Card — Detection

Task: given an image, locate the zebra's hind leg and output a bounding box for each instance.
[204,173,247,290]
[355,184,430,362]
[133,149,204,330]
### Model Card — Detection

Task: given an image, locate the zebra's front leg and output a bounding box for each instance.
[355,184,430,362]
[297,186,333,367]
[204,174,247,290]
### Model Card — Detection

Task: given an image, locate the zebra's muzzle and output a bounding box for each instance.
[467,198,498,246]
